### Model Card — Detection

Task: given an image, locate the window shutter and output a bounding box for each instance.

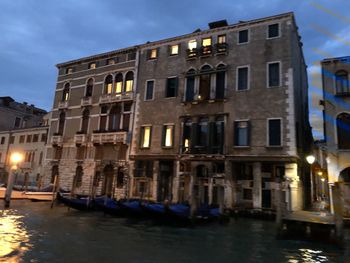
[220,121,225,153]
[175,77,179,97]
[191,122,198,153]
[234,122,238,146]
[208,122,215,154]
[161,125,166,147]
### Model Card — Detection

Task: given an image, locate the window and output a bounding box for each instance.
[1,137,5,144]
[39,152,43,165]
[166,77,178,98]
[199,65,212,100]
[212,116,224,153]
[26,135,32,143]
[140,126,152,148]
[81,109,90,133]
[169,44,179,56]
[238,29,249,44]
[268,62,281,87]
[58,112,65,135]
[9,136,15,144]
[88,62,96,69]
[162,125,174,147]
[41,133,47,142]
[117,168,124,188]
[122,111,130,131]
[197,118,208,147]
[33,134,39,142]
[237,66,249,91]
[148,48,157,59]
[145,80,154,101]
[14,117,21,128]
[115,73,123,94]
[108,105,121,131]
[127,52,136,61]
[185,69,195,102]
[107,58,115,65]
[62,83,70,101]
[85,78,94,97]
[73,166,83,188]
[19,135,25,143]
[268,119,282,146]
[337,113,350,149]
[335,70,349,95]
[99,106,108,131]
[125,71,134,92]
[201,37,212,55]
[234,121,250,146]
[182,119,192,153]
[104,75,113,94]
[51,165,59,183]
[243,189,253,200]
[216,35,227,52]
[187,40,197,57]
[268,23,280,38]
[66,68,73,74]
[216,64,226,99]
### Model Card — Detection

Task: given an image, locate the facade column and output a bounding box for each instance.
[253,162,262,209]
[172,160,180,203]
[208,177,213,205]
[224,160,234,209]
[152,160,159,200]
[329,183,334,214]
[285,163,301,211]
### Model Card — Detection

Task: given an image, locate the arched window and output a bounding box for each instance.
[115,73,123,94]
[108,105,121,131]
[199,65,212,100]
[198,117,209,147]
[85,78,94,97]
[116,168,124,188]
[105,75,113,94]
[125,72,134,92]
[337,113,350,149]
[81,109,90,133]
[58,111,65,135]
[62,83,70,101]
[216,64,226,99]
[335,70,349,94]
[73,166,83,188]
[185,69,196,102]
[51,165,59,184]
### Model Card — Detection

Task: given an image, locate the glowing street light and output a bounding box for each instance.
[306,154,316,204]
[4,152,24,208]
[306,155,316,164]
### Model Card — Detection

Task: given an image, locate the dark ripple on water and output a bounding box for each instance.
[0,201,346,263]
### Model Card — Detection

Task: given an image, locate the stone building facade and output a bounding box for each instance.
[130,12,312,212]
[0,96,47,131]
[321,56,350,215]
[43,47,138,198]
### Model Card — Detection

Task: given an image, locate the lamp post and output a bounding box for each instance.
[306,155,315,206]
[4,152,23,208]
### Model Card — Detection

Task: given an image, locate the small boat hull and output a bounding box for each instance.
[25,192,55,201]
[0,187,27,199]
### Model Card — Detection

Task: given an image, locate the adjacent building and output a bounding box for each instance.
[321,56,350,215]
[42,47,138,198]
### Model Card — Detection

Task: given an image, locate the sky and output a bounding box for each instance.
[0,0,350,139]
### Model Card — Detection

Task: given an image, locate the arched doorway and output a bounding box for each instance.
[102,165,114,197]
[157,161,174,202]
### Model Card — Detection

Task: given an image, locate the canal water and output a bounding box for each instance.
[0,200,346,263]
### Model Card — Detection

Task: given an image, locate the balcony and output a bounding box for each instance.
[186,48,198,59]
[99,92,134,104]
[200,46,213,56]
[92,131,127,145]
[81,97,92,106]
[215,43,228,54]
[58,100,69,109]
[51,134,63,146]
[74,133,88,145]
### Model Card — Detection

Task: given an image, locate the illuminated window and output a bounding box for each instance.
[201,37,212,55]
[216,35,227,53]
[62,83,70,101]
[218,35,226,44]
[187,40,197,58]
[149,48,157,59]
[115,73,123,94]
[107,59,115,65]
[125,72,134,92]
[162,125,174,147]
[170,44,179,55]
[182,119,191,153]
[66,68,73,74]
[104,75,113,94]
[140,126,152,148]
[88,62,96,69]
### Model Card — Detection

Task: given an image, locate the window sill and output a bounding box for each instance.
[266,36,280,40]
[267,85,282,89]
[265,146,283,149]
[233,146,250,149]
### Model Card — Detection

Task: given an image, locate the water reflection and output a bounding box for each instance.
[0,209,30,263]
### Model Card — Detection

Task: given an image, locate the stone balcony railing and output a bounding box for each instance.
[74,133,88,145]
[58,100,69,109]
[81,97,92,106]
[51,134,63,146]
[99,92,134,104]
[92,131,127,145]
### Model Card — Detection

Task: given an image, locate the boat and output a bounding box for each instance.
[0,186,27,199]
[96,199,125,216]
[119,199,145,216]
[24,185,57,201]
[56,192,92,211]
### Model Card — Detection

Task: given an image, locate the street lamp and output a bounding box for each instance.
[4,152,24,208]
[306,155,315,205]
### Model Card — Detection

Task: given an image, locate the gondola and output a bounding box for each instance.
[56,192,92,211]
